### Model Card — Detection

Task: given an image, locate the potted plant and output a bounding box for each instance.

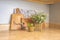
[28,23,35,32]
[31,13,46,31]
[25,18,35,32]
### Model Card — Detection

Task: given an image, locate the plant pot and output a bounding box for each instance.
[28,27,35,32]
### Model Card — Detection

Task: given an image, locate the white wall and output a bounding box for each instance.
[49,3,60,24]
[0,0,49,24]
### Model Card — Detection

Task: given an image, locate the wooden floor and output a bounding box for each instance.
[0,29,60,40]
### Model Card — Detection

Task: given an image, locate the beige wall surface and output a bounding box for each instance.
[49,2,60,29]
[49,2,60,24]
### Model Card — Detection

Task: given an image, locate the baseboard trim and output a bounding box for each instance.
[0,22,49,31]
[0,23,60,31]
[49,23,60,29]
[0,24,10,31]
